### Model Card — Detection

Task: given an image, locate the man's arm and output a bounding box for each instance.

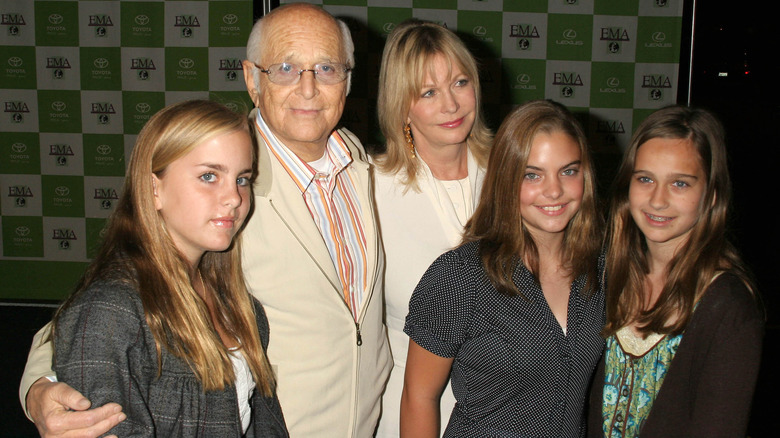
[20,323,125,438]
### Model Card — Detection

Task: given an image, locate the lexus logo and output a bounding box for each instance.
[652,32,666,43]
[563,29,578,40]
[473,26,487,36]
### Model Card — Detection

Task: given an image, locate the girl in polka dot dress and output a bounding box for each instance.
[401,100,605,438]
[588,105,763,438]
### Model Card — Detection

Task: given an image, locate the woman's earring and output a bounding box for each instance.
[404,123,416,158]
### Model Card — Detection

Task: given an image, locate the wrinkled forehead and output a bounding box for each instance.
[262,13,345,65]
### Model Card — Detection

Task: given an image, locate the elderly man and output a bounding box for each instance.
[19,4,391,437]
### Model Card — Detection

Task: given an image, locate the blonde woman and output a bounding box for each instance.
[373,19,492,437]
[51,100,287,436]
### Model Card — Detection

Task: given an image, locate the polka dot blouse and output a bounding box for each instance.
[404,240,605,438]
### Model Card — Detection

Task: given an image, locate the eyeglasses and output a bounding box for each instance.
[254,62,351,86]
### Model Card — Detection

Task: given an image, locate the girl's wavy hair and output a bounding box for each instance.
[463,100,601,298]
[603,105,757,337]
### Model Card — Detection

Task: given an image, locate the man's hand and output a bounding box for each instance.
[27,378,125,438]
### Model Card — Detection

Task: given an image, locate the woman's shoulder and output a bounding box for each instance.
[66,276,143,319]
[697,271,764,324]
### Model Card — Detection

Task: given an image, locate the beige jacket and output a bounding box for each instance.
[19,111,392,438]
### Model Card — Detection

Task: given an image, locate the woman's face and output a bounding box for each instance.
[406,53,476,155]
[153,129,253,266]
[628,137,706,255]
[519,131,584,243]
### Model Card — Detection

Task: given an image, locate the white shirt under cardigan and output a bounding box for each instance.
[374,150,485,438]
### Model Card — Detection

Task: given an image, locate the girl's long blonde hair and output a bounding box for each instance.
[54,100,275,394]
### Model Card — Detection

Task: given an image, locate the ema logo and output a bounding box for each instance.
[600,27,630,41]
[52,228,77,249]
[596,120,626,146]
[510,23,540,50]
[8,185,33,207]
[94,187,119,210]
[642,74,672,100]
[5,101,30,124]
[553,71,584,98]
[91,102,116,125]
[220,58,242,81]
[89,14,113,37]
[50,144,74,166]
[131,58,156,80]
[2,13,25,37]
[46,57,71,80]
[175,15,200,38]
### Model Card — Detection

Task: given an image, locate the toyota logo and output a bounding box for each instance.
[223,14,238,24]
[15,226,30,237]
[135,15,149,25]
[516,74,531,84]
[473,26,487,36]
[93,58,109,69]
[51,101,66,112]
[8,57,23,67]
[563,29,577,40]
[607,77,620,87]
[96,144,112,155]
[135,102,151,113]
[55,186,70,196]
[179,58,194,69]
[12,143,27,153]
[48,14,64,25]
[225,102,239,112]
[652,32,666,43]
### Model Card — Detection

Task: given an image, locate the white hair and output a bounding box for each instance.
[246,7,354,94]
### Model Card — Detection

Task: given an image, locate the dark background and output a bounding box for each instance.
[2,1,776,435]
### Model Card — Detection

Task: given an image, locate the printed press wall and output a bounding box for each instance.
[1,0,686,301]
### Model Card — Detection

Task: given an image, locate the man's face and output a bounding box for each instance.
[244,7,348,160]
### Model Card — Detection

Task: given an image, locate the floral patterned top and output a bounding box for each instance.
[599,327,683,438]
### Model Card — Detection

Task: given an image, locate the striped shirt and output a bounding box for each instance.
[254,112,368,321]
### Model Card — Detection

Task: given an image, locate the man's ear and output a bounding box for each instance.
[243,60,261,107]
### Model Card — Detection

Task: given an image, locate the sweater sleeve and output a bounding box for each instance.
[686,278,764,437]
[54,282,155,437]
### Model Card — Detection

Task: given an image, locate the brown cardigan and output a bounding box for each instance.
[588,273,764,438]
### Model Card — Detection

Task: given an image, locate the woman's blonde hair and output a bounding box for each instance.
[54,100,275,395]
[604,105,756,337]
[463,100,601,297]
[376,19,492,188]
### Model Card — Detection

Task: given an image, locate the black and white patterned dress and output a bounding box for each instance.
[404,240,605,438]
